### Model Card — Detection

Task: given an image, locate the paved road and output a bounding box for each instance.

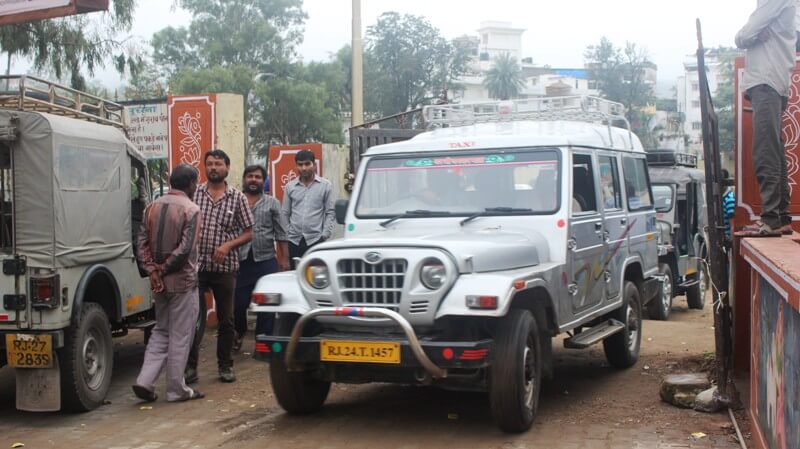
[0,297,744,449]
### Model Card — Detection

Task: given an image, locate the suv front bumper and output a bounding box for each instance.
[254,307,493,377]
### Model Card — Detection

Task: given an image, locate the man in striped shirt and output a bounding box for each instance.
[233,165,288,351]
[722,170,736,239]
[133,164,204,402]
[186,149,254,384]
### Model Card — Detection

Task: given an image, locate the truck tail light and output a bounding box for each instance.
[30,275,60,309]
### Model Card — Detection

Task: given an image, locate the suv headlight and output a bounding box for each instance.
[304,260,329,289]
[420,259,446,290]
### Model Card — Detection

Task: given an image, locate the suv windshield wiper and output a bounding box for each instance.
[460,207,534,226]
[379,209,452,228]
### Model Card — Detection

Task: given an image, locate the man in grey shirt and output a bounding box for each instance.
[282,150,335,268]
[736,0,796,236]
[233,165,289,350]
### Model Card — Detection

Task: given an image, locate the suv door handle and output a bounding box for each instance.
[567,237,577,250]
[620,218,627,225]
[595,222,603,230]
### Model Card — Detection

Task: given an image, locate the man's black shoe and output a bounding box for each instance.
[184,367,199,385]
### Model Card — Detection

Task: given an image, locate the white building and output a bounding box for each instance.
[677,51,726,155]
[477,21,525,71]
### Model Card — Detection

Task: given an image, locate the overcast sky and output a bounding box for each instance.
[11,0,755,92]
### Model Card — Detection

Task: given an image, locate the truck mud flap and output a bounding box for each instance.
[640,277,662,306]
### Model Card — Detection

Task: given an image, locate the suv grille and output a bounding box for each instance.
[337,259,407,309]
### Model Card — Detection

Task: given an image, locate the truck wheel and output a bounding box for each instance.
[603,281,642,369]
[489,309,541,433]
[269,314,330,414]
[59,303,114,411]
[686,266,707,310]
[648,264,672,321]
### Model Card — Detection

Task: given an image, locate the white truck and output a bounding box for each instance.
[252,96,661,432]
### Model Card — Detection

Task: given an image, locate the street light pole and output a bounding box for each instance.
[351,0,364,127]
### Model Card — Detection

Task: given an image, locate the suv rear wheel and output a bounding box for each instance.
[59,302,113,411]
[603,281,642,369]
[489,309,541,433]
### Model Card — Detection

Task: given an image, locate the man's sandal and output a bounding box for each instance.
[736,222,782,237]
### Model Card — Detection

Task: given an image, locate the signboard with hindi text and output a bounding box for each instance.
[0,0,108,25]
[125,102,169,160]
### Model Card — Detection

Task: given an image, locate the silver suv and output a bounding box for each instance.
[252,97,661,432]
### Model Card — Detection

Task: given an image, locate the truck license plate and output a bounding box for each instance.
[6,334,53,368]
[320,340,400,364]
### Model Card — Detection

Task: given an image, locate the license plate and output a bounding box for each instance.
[5,334,53,368]
[320,340,400,364]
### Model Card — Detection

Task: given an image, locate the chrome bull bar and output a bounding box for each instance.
[285,307,448,379]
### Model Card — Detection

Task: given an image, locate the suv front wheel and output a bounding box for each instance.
[269,314,331,414]
[648,263,673,321]
[489,309,542,433]
[603,281,642,369]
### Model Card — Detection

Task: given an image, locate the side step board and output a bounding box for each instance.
[563,319,625,349]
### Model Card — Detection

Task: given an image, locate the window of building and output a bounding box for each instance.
[691,83,699,92]
[692,100,700,108]
[692,121,702,130]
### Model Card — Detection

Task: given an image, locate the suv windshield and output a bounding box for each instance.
[356,149,560,217]
[653,185,674,212]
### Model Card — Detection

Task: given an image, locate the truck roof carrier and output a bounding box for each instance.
[0,75,125,128]
[423,95,633,145]
[645,149,698,168]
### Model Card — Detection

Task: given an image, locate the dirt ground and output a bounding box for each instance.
[0,293,749,449]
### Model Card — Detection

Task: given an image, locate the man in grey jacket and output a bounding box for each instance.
[736,0,796,236]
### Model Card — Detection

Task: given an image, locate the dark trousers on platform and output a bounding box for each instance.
[187,271,236,371]
[749,84,792,230]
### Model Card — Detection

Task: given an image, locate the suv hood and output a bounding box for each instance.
[312,227,548,272]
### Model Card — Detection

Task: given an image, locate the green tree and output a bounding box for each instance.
[585,37,656,142]
[0,0,141,89]
[484,53,525,100]
[152,0,306,76]
[250,77,343,147]
[710,48,740,153]
[365,12,469,117]
[170,64,256,98]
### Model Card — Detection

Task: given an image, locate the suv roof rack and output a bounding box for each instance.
[645,149,697,168]
[0,75,125,128]
[423,95,632,145]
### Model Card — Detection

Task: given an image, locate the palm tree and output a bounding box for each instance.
[484,53,526,100]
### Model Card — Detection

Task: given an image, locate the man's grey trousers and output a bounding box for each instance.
[135,289,198,401]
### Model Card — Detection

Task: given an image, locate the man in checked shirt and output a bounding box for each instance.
[282,150,336,268]
[186,149,254,384]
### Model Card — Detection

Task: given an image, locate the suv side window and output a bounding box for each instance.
[622,156,653,211]
[598,156,622,210]
[572,153,597,214]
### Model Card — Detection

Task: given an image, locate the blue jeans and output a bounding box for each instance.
[234,257,278,338]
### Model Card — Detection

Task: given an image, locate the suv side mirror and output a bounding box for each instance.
[335,199,349,225]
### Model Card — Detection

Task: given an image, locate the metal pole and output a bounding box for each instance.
[351,0,364,127]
